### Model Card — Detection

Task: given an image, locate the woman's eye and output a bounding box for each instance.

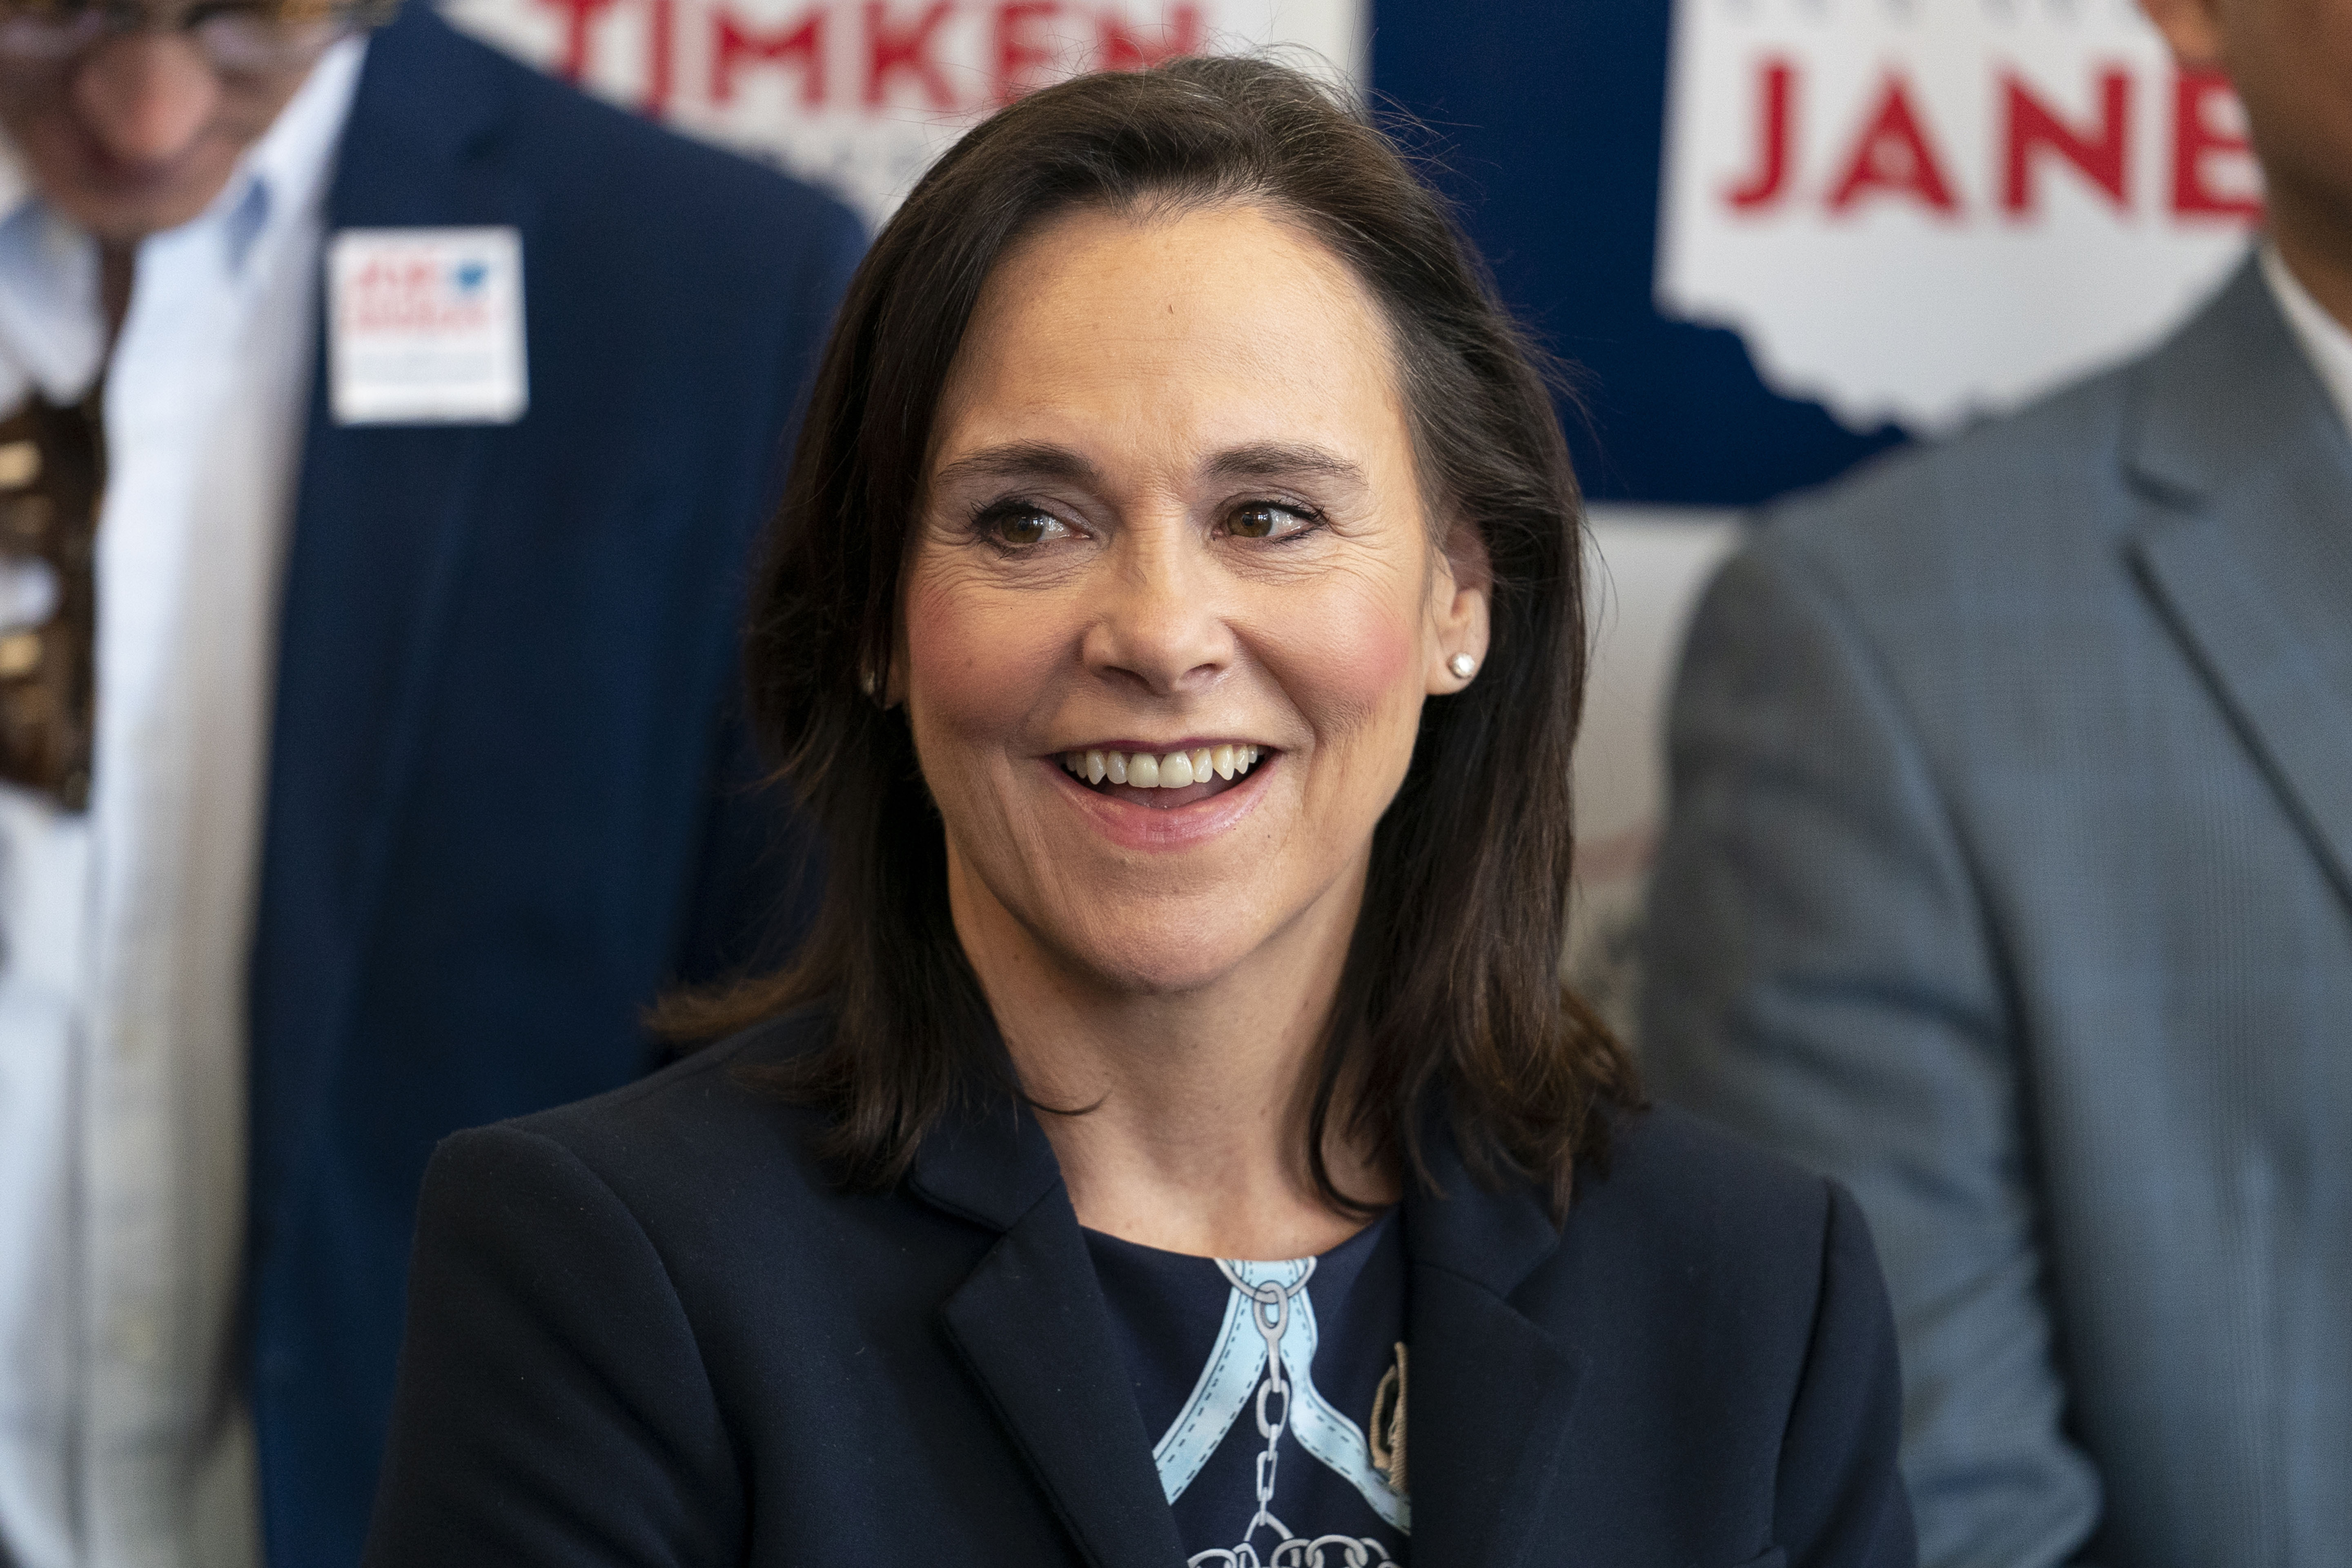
[984,507,1066,548]
[1227,503,1315,541]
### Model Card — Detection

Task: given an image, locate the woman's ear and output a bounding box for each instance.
[877,619,910,709]
[1427,520,1493,695]
[858,647,907,709]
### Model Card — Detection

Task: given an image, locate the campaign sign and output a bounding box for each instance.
[328,227,529,425]
[1657,0,2263,432]
[445,0,1363,222]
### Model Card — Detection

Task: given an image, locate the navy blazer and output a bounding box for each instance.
[363,1008,1916,1568]
[243,12,862,1564]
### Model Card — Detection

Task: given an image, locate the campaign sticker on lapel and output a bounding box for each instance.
[328,227,527,425]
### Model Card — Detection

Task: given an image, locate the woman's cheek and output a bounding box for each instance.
[1262,582,1422,745]
[904,570,1065,744]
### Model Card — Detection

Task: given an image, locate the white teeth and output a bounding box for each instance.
[1058,744,1267,789]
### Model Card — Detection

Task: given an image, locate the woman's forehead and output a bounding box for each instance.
[932,203,1412,481]
[971,201,1381,354]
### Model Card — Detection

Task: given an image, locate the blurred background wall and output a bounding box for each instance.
[437,0,2263,1036]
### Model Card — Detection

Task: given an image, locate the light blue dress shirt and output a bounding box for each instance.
[0,42,363,1568]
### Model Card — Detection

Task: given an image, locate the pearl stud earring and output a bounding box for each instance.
[1448,653,1477,680]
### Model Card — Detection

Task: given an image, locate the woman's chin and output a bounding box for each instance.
[1044,909,1282,999]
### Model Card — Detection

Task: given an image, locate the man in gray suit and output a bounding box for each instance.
[1639,1,2352,1565]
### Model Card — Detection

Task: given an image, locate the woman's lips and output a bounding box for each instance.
[1088,776,1234,810]
[1056,742,1265,797]
[1041,747,1277,844]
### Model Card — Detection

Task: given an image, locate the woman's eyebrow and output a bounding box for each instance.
[933,442,1098,488]
[1205,443,1366,488]
[932,440,1366,490]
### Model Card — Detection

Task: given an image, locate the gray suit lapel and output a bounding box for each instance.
[2123,256,2352,909]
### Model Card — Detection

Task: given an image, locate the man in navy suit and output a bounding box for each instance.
[0,5,860,1566]
[1643,0,2352,1564]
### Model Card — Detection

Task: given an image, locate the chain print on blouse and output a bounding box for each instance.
[1155,1257,1409,1568]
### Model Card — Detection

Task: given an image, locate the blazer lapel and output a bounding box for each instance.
[912,1082,1592,1568]
[2123,257,2352,910]
[1401,1126,1586,1568]
[246,11,537,1249]
[915,1096,1189,1568]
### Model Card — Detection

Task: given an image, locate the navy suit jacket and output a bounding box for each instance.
[362,1008,1916,1568]
[243,12,862,1564]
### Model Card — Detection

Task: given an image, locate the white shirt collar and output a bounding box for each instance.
[0,146,102,404]
[0,35,367,405]
[2260,241,2352,444]
[236,34,369,265]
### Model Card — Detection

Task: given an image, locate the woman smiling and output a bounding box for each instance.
[364,57,1913,1568]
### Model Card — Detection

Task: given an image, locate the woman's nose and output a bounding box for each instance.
[71,36,220,172]
[1082,533,1233,697]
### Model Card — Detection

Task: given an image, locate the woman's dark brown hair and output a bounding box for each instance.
[667,53,1641,1212]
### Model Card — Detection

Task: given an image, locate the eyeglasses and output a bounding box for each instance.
[0,0,398,72]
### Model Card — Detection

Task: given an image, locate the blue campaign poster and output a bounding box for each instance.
[1370,0,1909,507]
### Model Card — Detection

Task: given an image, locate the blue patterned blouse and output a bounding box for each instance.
[1085,1210,1411,1568]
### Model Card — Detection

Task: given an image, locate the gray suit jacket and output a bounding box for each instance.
[1641,254,2352,1568]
